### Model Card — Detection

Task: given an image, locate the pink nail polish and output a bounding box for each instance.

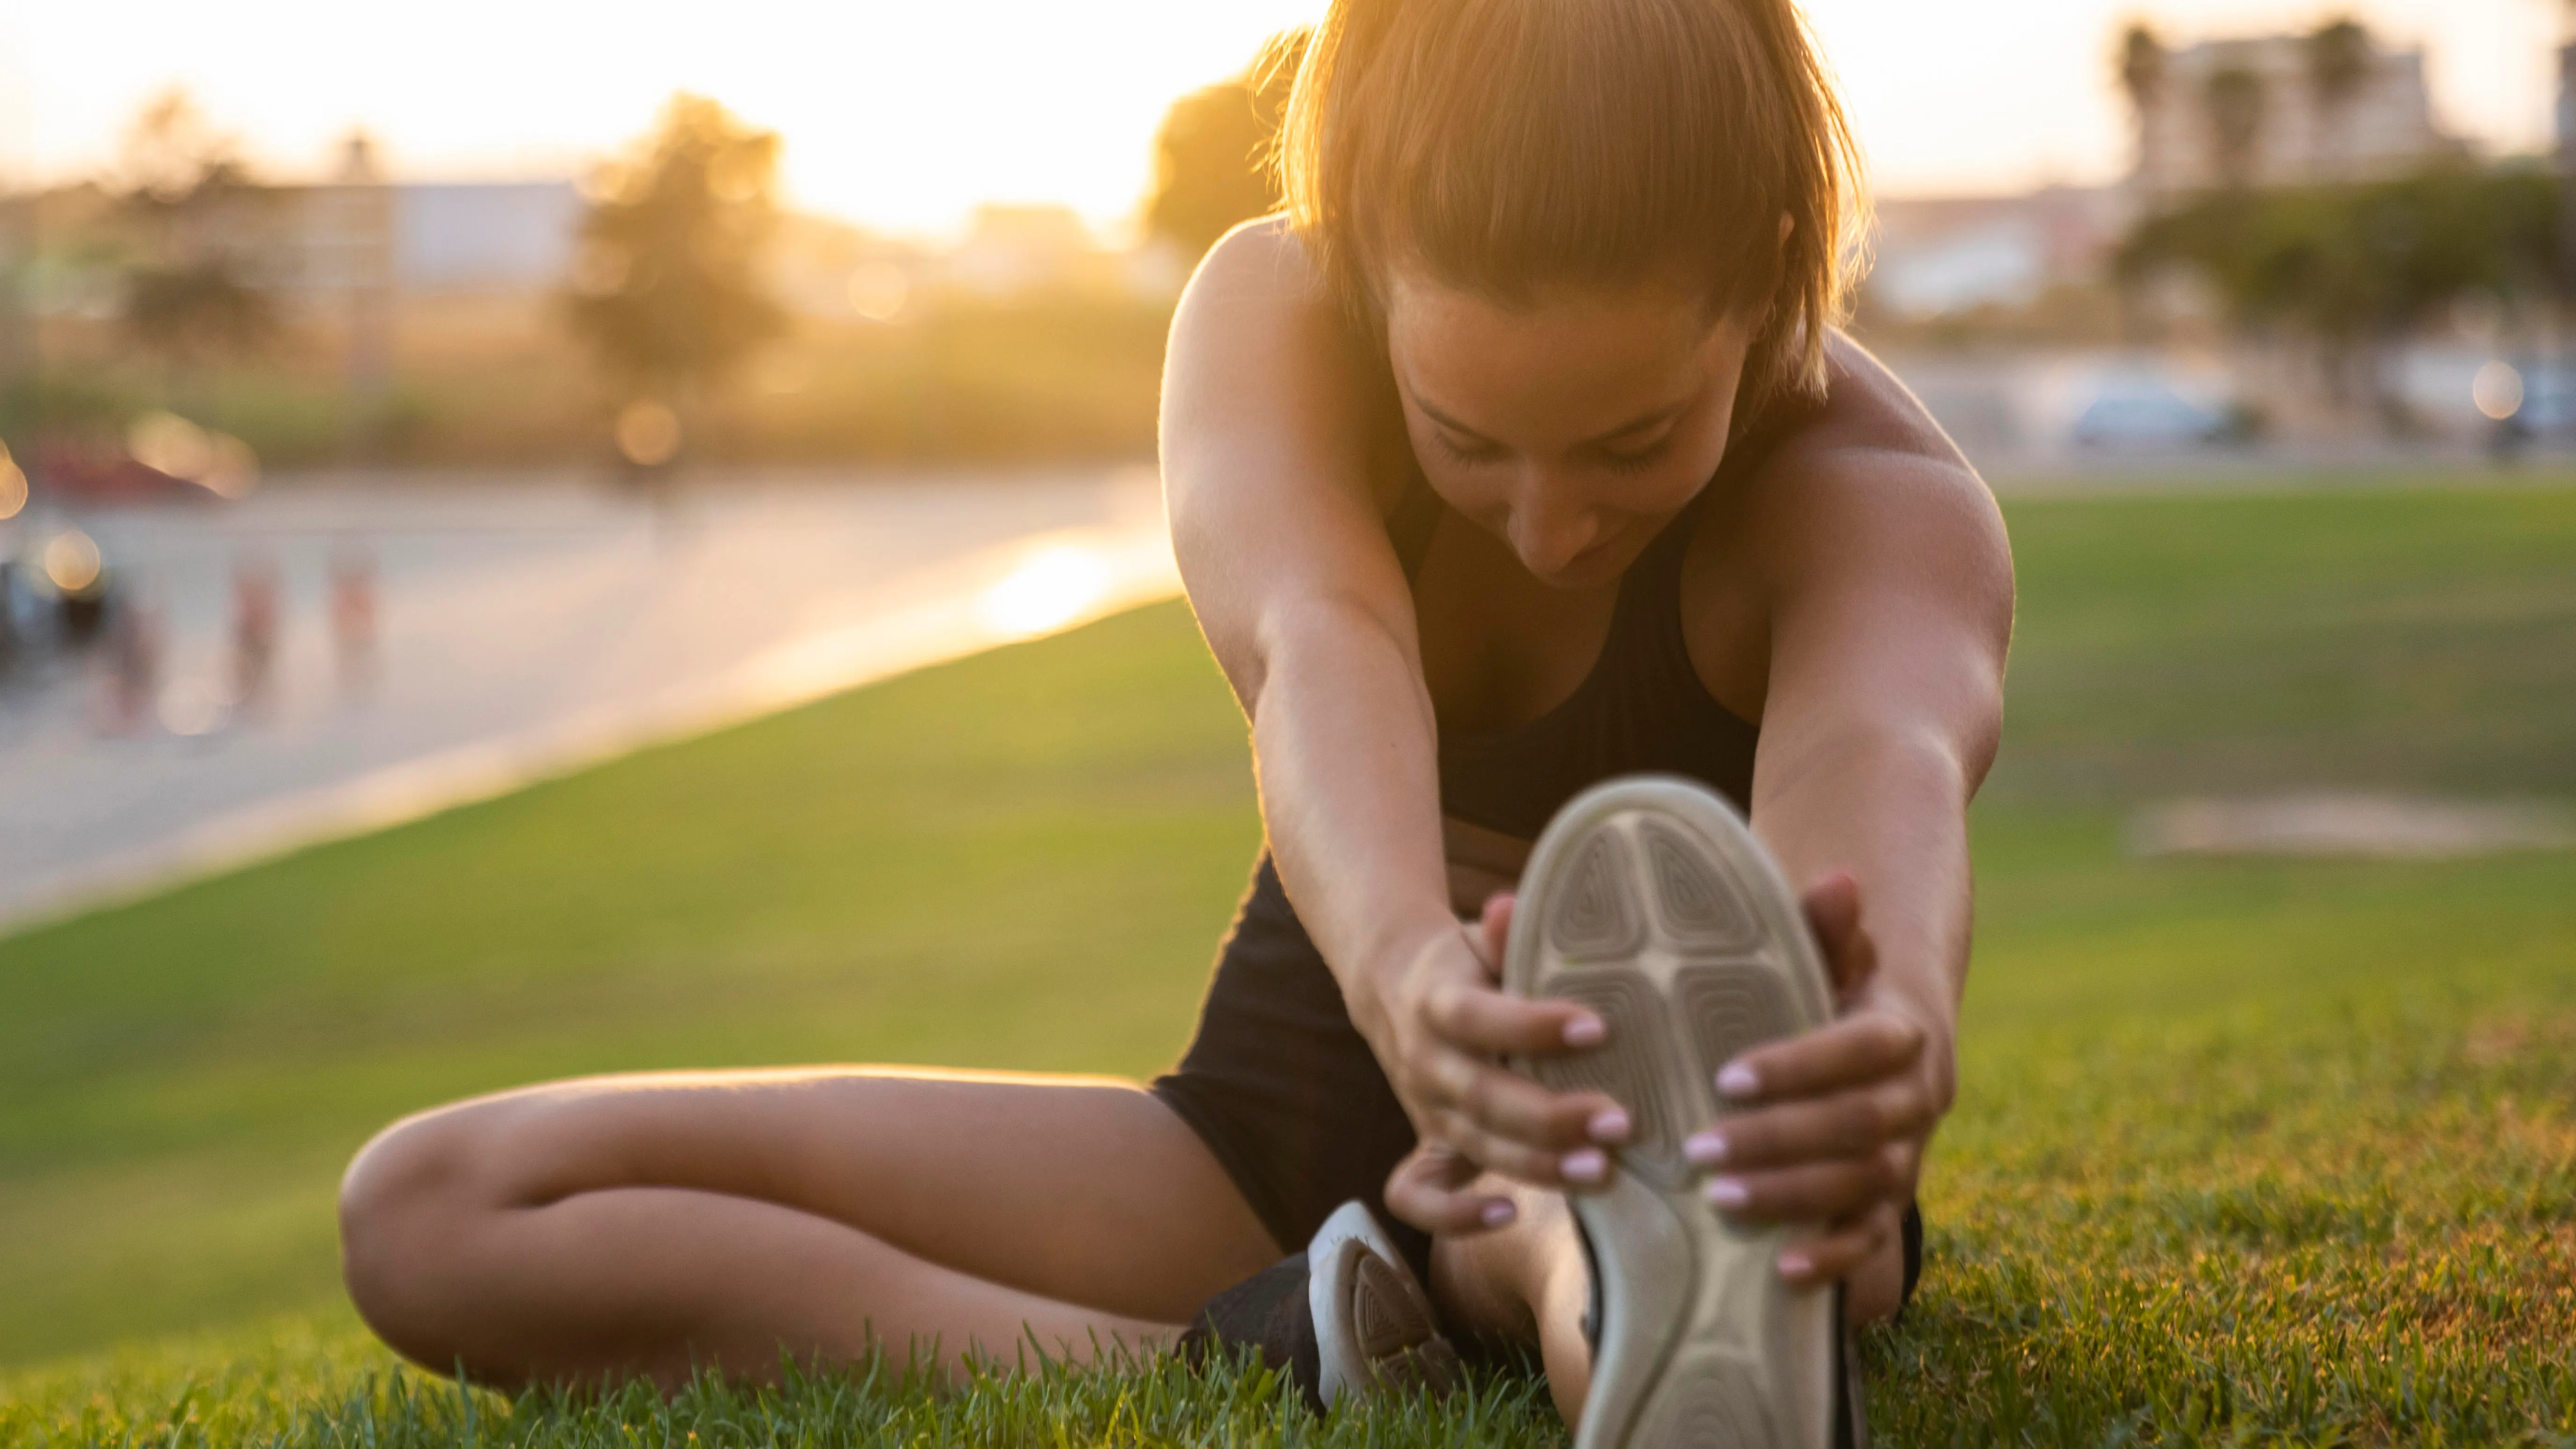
[1588,1108,1633,1143]
[1564,1016,1607,1048]
[1562,1148,1608,1183]
[1717,1063,1759,1098]
[1705,1176,1750,1210]
[1683,1131,1728,1165]
[1778,1251,1812,1278]
[1480,1199,1517,1228]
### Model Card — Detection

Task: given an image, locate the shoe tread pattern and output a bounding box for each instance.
[1528,969,1686,1185]
[1674,963,1797,1110]
[1351,1256,1435,1358]
[1639,821,1761,952]
[1548,832,1647,960]
[1640,1360,1782,1449]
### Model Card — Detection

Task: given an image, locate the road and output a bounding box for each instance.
[0,468,1178,932]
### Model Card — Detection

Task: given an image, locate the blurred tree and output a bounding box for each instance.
[2119,166,2559,427]
[2306,18,2373,181]
[2204,56,2269,189]
[113,91,279,382]
[2117,22,2166,116]
[2117,22,2169,197]
[1143,29,1310,259]
[563,94,788,467]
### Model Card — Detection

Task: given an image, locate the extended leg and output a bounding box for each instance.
[339,1067,1280,1390]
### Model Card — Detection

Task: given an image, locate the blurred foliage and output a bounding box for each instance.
[563,96,788,416]
[2119,165,2558,420]
[111,92,281,379]
[1143,29,1308,259]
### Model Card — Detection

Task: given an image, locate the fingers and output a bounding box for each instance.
[1471,892,1516,978]
[1697,1143,1912,1226]
[1410,1047,1630,1164]
[1776,1201,1901,1290]
[1799,870,1878,1003]
[1422,976,1603,1056]
[1685,1077,1935,1172]
[1384,1142,1518,1235]
[1714,1009,1923,1103]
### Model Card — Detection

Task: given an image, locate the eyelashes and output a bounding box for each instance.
[1430,430,1669,476]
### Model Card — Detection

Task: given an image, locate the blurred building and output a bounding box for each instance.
[2132,33,2465,198]
[1868,186,2133,318]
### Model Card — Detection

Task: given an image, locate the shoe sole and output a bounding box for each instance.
[1506,777,1838,1449]
[1309,1202,1455,1408]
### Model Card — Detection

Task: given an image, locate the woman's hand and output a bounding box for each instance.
[1367,894,1637,1233]
[1683,870,1951,1289]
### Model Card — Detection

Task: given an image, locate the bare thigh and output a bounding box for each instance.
[341,1066,1282,1384]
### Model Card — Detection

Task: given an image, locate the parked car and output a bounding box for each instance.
[2070,377,2238,451]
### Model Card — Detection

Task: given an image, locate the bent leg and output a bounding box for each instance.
[340,1067,1280,1390]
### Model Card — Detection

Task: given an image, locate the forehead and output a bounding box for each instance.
[1382,271,1724,432]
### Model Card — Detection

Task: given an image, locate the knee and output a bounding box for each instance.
[339,1103,508,1363]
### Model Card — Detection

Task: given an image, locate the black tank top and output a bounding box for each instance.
[1385,394,1812,838]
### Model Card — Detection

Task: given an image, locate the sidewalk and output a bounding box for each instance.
[0,468,1177,933]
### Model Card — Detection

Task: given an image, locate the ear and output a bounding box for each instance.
[1778,213,1796,245]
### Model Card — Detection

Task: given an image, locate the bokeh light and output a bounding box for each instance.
[0,448,26,521]
[2472,360,2525,422]
[44,530,104,594]
[129,411,216,481]
[847,263,910,322]
[615,401,684,466]
[979,545,1112,639]
[157,677,233,738]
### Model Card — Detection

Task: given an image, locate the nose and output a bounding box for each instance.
[1508,483,1599,578]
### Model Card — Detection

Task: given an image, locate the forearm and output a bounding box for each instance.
[1248,599,1461,1040]
[1752,725,1974,1099]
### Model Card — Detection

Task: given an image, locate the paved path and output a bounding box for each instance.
[0,469,1178,932]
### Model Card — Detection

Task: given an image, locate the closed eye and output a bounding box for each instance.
[1433,431,1510,467]
[1595,439,1669,475]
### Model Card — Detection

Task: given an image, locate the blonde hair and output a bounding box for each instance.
[1277,0,1866,408]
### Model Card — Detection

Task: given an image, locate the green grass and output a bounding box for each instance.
[6,486,2576,1445]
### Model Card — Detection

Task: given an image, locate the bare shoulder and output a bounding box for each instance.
[1171,215,1327,323]
[1163,215,1408,519]
[1730,333,2013,631]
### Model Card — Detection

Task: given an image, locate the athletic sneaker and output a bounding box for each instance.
[1178,1199,1458,1412]
[1507,776,1861,1449]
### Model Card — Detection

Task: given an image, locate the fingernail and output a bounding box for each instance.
[1480,1199,1517,1228]
[1716,1062,1759,1098]
[1778,1250,1813,1279]
[1587,1108,1633,1144]
[1561,1149,1608,1184]
[1564,1015,1607,1048]
[1704,1176,1750,1210]
[1683,1130,1729,1165]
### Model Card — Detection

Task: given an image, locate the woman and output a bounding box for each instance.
[337,0,2010,1442]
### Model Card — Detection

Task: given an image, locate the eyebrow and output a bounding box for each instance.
[1411,392,1691,447]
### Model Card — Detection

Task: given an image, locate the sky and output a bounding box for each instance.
[0,0,2561,238]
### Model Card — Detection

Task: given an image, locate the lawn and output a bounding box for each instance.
[4,486,2574,1446]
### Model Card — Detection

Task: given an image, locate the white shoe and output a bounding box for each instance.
[1507,777,1848,1449]
[1306,1199,1455,1408]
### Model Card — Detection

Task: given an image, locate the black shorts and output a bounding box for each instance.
[1152,855,1923,1308]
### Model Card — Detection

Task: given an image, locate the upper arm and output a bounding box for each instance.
[1159,219,1420,716]
[1746,339,2015,797]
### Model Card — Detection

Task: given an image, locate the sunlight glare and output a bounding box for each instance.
[979,544,1112,640]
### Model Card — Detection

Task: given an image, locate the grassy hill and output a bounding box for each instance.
[5,485,2575,1445]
